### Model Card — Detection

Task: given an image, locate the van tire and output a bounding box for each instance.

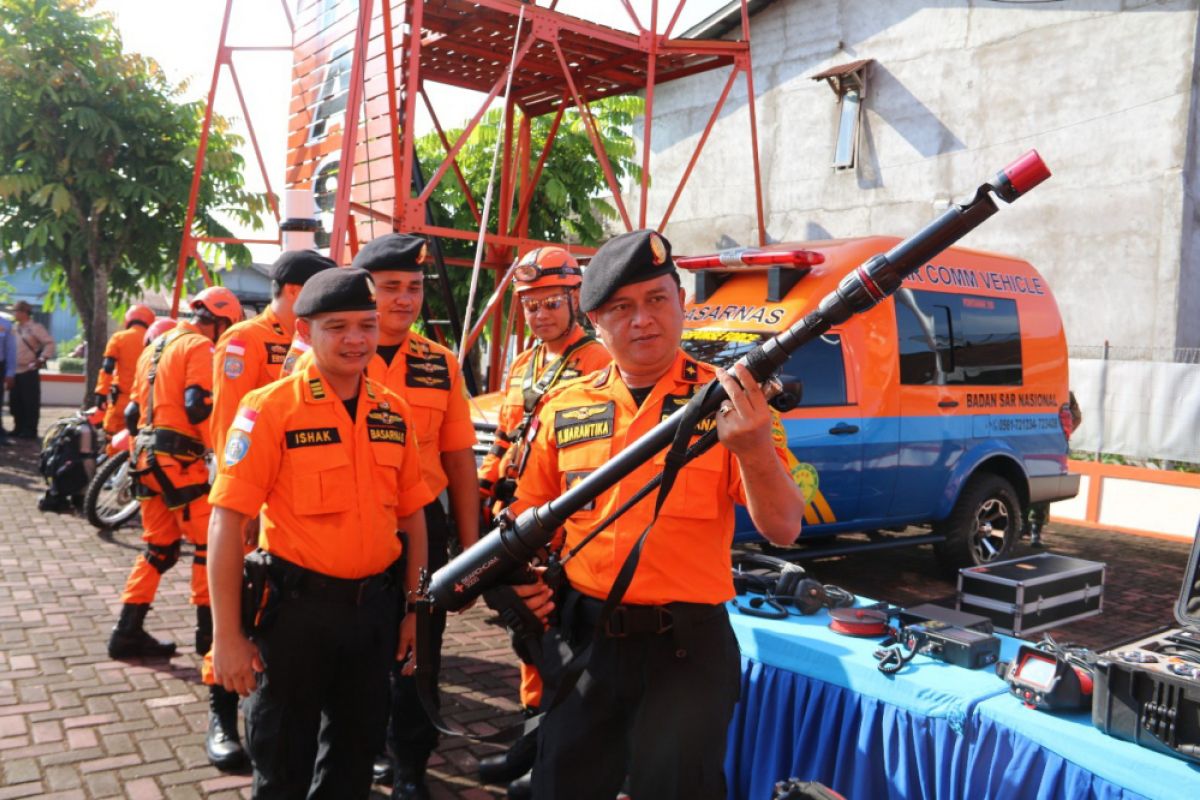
[934,473,1022,573]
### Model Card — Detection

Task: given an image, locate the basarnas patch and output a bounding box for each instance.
[223,356,244,379]
[224,431,251,467]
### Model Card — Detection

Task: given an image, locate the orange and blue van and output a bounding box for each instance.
[677,237,1080,570]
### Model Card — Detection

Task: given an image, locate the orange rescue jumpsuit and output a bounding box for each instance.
[121,322,215,608]
[95,326,146,437]
[477,327,609,709]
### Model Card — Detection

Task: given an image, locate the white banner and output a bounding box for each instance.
[1069,358,1200,464]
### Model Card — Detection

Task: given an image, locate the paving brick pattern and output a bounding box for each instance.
[1,407,1193,797]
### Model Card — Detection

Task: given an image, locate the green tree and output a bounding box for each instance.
[414,95,643,334]
[0,0,265,386]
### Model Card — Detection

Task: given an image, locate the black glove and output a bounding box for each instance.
[109,386,120,404]
[93,393,108,410]
[494,478,517,504]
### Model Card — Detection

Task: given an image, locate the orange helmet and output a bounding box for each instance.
[512,247,582,294]
[190,286,243,324]
[144,317,178,345]
[124,304,155,328]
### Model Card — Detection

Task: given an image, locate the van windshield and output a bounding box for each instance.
[681,328,849,407]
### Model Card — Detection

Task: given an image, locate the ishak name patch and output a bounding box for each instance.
[554,402,615,448]
[286,427,341,448]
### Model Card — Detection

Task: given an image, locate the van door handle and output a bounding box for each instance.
[938,400,960,408]
[828,423,859,435]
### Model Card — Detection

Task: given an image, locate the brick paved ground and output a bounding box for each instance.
[1,406,1193,797]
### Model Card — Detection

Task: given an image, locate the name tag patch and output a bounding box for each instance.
[286,427,341,448]
[265,342,289,365]
[554,402,615,448]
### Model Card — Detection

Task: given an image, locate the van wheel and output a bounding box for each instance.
[934,473,1021,573]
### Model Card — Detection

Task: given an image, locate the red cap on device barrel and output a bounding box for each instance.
[991,150,1051,202]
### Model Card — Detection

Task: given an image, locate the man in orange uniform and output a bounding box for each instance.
[514,230,805,800]
[475,246,609,796]
[107,288,243,660]
[208,267,434,798]
[122,317,179,436]
[210,250,335,457]
[347,233,479,800]
[201,249,334,770]
[93,304,154,442]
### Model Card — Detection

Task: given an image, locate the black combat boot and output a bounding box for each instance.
[107,603,177,659]
[478,728,537,785]
[391,760,431,800]
[506,772,532,800]
[205,685,248,771]
[195,605,213,654]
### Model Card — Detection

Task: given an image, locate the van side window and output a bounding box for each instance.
[781,334,848,406]
[895,289,1022,386]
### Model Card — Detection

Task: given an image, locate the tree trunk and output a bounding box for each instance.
[84,266,110,407]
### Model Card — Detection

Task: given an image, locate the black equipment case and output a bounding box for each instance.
[956,553,1105,636]
[1091,529,1200,764]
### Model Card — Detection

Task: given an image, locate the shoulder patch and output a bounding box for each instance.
[554,402,615,448]
[285,427,341,449]
[224,431,251,467]
[223,355,244,379]
[308,378,326,400]
[592,366,612,388]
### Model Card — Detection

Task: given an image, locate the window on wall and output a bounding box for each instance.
[895,289,1023,386]
[811,59,872,171]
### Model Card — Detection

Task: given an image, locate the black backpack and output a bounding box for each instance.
[37,412,98,513]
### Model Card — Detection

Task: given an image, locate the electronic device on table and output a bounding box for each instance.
[1091,526,1200,764]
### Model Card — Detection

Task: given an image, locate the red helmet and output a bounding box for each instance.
[124,304,154,328]
[144,317,178,345]
[513,247,582,295]
[190,287,243,324]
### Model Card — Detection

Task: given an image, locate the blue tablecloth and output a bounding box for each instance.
[969,695,1200,800]
[723,598,1200,800]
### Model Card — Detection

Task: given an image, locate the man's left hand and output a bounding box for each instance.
[396,613,417,676]
[714,363,773,456]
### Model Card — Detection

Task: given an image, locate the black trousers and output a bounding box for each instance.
[11,370,40,437]
[532,597,741,800]
[244,580,399,799]
[389,500,451,770]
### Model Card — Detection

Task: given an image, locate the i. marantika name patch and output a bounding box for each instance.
[554,402,615,447]
[285,427,341,448]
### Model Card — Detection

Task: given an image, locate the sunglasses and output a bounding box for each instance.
[520,294,570,314]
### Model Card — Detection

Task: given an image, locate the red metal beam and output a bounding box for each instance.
[552,38,632,231]
[380,0,405,222]
[509,102,565,236]
[663,0,690,39]
[640,0,659,229]
[172,0,233,316]
[658,65,740,231]
[227,61,281,224]
[327,0,374,264]
[421,88,483,225]
[740,3,767,246]
[398,0,426,229]
[416,33,537,207]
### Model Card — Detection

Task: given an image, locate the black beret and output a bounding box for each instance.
[580,229,676,312]
[351,233,430,273]
[293,268,377,317]
[270,250,336,286]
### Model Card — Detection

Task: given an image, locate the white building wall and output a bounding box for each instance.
[641,0,1200,351]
